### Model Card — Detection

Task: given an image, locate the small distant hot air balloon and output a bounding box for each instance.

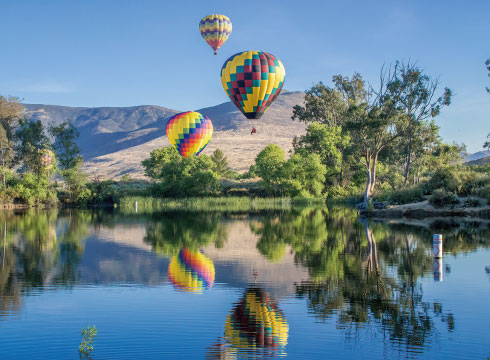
[224,287,288,355]
[199,14,232,55]
[166,111,213,158]
[220,51,285,120]
[39,149,54,169]
[168,248,215,293]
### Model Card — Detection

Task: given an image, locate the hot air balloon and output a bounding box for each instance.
[220,51,285,120]
[168,248,215,293]
[39,149,55,169]
[166,111,213,158]
[199,14,232,55]
[224,287,288,355]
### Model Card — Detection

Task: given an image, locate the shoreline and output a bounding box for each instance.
[362,199,490,220]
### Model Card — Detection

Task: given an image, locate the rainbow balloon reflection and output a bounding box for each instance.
[225,287,288,355]
[167,248,215,293]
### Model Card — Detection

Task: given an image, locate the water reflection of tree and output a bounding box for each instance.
[0,210,91,317]
[143,213,228,256]
[250,209,478,354]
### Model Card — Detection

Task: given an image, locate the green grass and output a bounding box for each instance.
[118,196,325,213]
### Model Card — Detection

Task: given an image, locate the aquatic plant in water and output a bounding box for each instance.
[79,325,97,357]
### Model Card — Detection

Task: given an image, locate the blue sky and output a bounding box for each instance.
[0,0,488,152]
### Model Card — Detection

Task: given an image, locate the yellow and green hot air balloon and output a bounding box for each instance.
[168,248,215,293]
[224,287,288,355]
[166,111,213,158]
[199,14,232,55]
[220,51,285,120]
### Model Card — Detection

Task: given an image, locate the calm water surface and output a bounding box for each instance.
[0,207,489,359]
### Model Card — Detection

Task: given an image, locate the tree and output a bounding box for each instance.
[484,134,490,151]
[0,96,24,142]
[210,149,234,178]
[49,120,81,170]
[486,58,490,94]
[280,153,326,197]
[15,118,50,173]
[142,146,180,180]
[142,146,220,196]
[386,61,452,186]
[293,122,350,184]
[252,144,285,194]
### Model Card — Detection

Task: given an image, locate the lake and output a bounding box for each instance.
[0,207,489,359]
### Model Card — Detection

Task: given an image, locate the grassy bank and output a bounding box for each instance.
[118,196,325,213]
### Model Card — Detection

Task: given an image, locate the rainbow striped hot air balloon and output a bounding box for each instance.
[39,149,55,169]
[168,248,215,293]
[199,14,232,55]
[166,111,213,158]
[225,287,288,355]
[221,51,285,120]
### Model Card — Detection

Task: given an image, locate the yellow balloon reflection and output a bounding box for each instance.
[224,287,288,355]
[167,248,215,293]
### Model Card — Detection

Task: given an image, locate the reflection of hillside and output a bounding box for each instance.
[203,221,310,298]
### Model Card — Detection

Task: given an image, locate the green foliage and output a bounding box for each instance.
[119,196,299,213]
[79,325,97,357]
[142,147,180,179]
[476,185,490,204]
[9,173,57,206]
[49,120,81,170]
[59,162,92,205]
[293,123,349,178]
[251,144,327,198]
[210,149,235,178]
[15,118,50,172]
[280,153,326,197]
[429,189,459,207]
[375,186,425,205]
[426,167,461,193]
[141,146,220,197]
[252,144,285,193]
[486,58,490,94]
[484,133,490,151]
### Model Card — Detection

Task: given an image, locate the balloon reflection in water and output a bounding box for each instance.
[224,287,288,355]
[167,248,215,293]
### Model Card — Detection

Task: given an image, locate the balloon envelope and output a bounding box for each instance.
[199,14,232,55]
[166,111,213,157]
[220,51,285,119]
[224,287,288,353]
[39,149,54,169]
[168,248,215,293]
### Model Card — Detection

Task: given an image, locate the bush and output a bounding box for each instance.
[426,167,461,193]
[476,184,490,205]
[429,189,459,208]
[375,185,425,205]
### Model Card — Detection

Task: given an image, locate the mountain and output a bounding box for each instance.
[465,150,490,162]
[23,91,306,179]
[466,156,490,166]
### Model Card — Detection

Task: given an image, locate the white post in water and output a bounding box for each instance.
[433,234,443,258]
[433,234,443,282]
[134,201,138,213]
[433,257,443,282]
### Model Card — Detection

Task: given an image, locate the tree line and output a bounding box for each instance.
[0,97,89,205]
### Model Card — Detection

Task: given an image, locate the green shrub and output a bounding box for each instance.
[426,167,461,193]
[375,186,425,205]
[429,189,459,208]
[476,185,490,205]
